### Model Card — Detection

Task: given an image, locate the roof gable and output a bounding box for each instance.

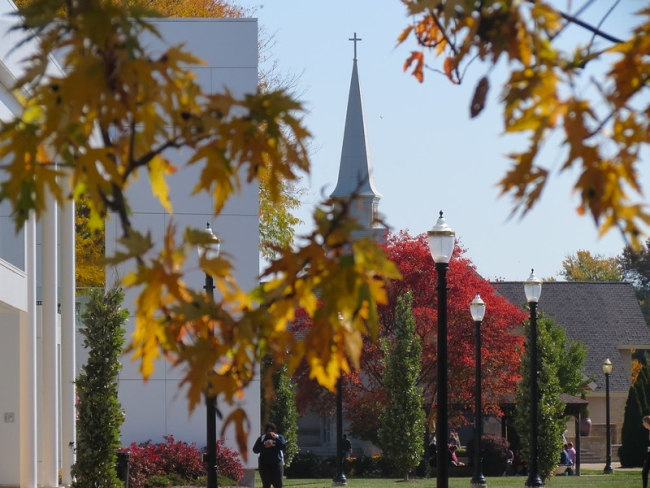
[492,281,650,394]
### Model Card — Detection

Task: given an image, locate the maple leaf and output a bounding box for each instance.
[470,76,489,118]
[396,0,650,245]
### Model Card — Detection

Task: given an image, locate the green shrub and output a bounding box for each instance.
[144,474,171,487]
[341,455,400,479]
[145,473,184,487]
[285,452,405,479]
[347,455,382,478]
[619,366,650,467]
[284,451,329,479]
[193,474,238,487]
[71,289,128,488]
[465,434,510,476]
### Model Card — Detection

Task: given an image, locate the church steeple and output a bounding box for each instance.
[330,33,384,241]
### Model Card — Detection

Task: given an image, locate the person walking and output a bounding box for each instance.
[253,422,287,488]
[342,434,353,459]
[643,416,650,488]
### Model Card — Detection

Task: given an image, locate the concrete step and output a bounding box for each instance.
[579,445,621,463]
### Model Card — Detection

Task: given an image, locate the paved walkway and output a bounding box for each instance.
[580,463,641,471]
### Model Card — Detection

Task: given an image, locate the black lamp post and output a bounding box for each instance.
[603,358,613,475]
[333,374,347,485]
[524,269,543,488]
[198,223,221,488]
[470,294,487,488]
[427,211,456,488]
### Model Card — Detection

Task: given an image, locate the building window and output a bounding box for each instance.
[321,416,331,444]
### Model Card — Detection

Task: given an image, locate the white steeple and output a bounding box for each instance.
[330,33,384,241]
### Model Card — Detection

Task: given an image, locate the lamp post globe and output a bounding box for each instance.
[524,269,543,488]
[602,358,613,475]
[197,223,221,488]
[197,222,221,260]
[427,211,455,488]
[427,211,455,264]
[470,294,487,488]
[470,294,486,322]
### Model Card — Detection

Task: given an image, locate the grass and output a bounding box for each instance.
[255,470,641,487]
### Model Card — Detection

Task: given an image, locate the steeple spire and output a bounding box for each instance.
[330,34,384,241]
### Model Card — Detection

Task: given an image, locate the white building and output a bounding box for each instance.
[105,17,261,486]
[0,2,261,486]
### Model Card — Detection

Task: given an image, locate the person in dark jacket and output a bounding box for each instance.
[342,434,353,459]
[253,422,287,488]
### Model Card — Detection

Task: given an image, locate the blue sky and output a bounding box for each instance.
[238,0,646,281]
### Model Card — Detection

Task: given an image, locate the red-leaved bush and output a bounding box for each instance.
[215,439,244,483]
[122,435,244,488]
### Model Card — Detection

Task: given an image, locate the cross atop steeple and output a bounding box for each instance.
[331,34,384,243]
[349,32,362,60]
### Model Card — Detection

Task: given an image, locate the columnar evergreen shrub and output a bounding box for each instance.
[377,292,425,481]
[71,288,128,488]
[514,314,580,481]
[619,366,650,467]
[261,359,299,466]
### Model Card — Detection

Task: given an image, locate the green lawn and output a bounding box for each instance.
[256,470,641,487]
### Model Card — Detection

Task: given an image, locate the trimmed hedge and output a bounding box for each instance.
[284,452,401,479]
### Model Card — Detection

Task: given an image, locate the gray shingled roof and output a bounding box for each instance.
[491,281,650,394]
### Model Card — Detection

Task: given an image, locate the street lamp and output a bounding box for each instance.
[470,294,487,488]
[197,223,221,488]
[427,211,455,488]
[333,374,347,486]
[602,358,613,475]
[524,269,543,488]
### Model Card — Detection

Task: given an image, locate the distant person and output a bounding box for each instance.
[512,450,526,476]
[643,416,650,488]
[559,444,570,465]
[449,429,460,447]
[504,448,515,476]
[253,422,287,488]
[567,442,577,471]
[448,445,465,467]
[428,436,437,467]
[559,444,573,475]
[342,434,353,459]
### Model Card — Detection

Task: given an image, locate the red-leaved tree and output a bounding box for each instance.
[294,231,526,443]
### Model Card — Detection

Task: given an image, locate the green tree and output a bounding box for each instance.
[620,240,650,329]
[377,292,426,481]
[71,288,128,488]
[619,366,650,467]
[75,195,105,288]
[514,313,588,481]
[258,165,302,261]
[559,250,623,282]
[0,0,400,450]
[261,360,299,467]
